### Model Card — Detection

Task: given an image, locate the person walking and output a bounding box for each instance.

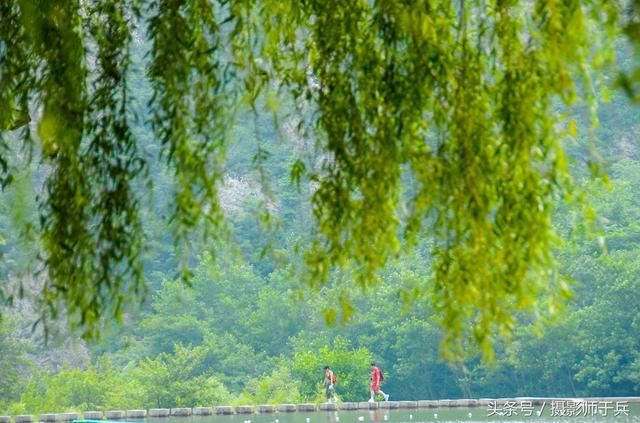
[324,365,336,403]
[369,362,389,402]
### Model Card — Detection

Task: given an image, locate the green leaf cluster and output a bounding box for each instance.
[0,0,638,357]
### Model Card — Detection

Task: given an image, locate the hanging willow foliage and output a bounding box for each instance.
[0,0,637,355]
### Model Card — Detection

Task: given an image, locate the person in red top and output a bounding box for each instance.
[323,365,335,403]
[369,362,389,402]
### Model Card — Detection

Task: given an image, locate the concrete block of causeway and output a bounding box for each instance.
[417,400,438,408]
[104,411,125,419]
[357,402,378,409]
[0,417,10,423]
[296,404,316,412]
[607,397,640,404]
[148,409,170,418]
[276,405,296,412]
[170,408,192,417]
[257,405,275,413]
[379,402,399,409]
[125,410,146,419]
[192,408,213,416]
[398,401,417,409]
[38,415,57,422]
[82,412,102,420]
[234,406,254,414]
[319,403,336,411]
[215,407,233,415]
[449,400,470,407]
[337,402,357,410]
[536,397,563,405]
[528,398,550,406]
[15,416,34,423]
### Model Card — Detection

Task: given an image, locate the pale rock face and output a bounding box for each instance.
[282,117,313,154]
[616,124,640,160]
[218,175,279,215]
[218,175,258,214]
[5,274,90,373]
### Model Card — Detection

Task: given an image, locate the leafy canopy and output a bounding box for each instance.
[1,0,639,357]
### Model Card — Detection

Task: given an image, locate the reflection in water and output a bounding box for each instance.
[327,412,338,423]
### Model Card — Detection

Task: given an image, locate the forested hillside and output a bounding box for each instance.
[1,27,639,416]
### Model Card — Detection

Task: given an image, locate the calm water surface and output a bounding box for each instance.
[145,406,640,423]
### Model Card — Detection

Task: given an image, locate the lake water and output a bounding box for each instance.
[144,405,640,423]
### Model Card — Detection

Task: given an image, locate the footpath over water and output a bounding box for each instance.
[2,397,640,422]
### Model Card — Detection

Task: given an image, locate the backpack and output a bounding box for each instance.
[379,369,384,382]
[332,372,338,384]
